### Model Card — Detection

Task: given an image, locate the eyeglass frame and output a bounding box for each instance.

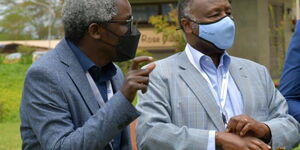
[101,16,134,34]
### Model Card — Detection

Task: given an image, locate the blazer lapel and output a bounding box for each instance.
[55,39,100,115]
[111,68,123,92]
[177,52,225,131]
[229,58,254,116]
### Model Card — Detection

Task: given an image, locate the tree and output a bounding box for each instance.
[0,0,64,40]
[149,9,186,52]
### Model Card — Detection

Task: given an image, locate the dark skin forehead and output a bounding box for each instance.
[107,0,132,35]
[112,0,132,20]
[189,0,232,23]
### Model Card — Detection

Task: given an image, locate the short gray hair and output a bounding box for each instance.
[62,0,118,44]
[177,0,196,29]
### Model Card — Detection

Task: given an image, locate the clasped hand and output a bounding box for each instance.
[217,115,272,150]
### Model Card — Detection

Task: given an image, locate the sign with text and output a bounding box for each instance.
[138,28,176,50]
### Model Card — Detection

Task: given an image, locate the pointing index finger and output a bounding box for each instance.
[130,56,153,70]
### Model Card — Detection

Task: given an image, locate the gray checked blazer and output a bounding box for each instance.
[20,39,140,150]
[136,51,300,150]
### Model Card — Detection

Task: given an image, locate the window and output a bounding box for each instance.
[132,2,177,24]
[162,3,177,15]
[132,5,159,23]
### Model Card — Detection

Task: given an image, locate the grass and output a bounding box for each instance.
[0,64,30,122]
[0,122,21,150]
[0,63,136,149]
[0,64,28,150]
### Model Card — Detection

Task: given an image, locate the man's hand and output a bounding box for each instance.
[216,132,271,150]
[226,115,271,142]
[121,56,156,102]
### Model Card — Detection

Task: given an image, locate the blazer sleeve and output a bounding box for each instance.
[136,63,210,150]
[279,20,300,102]
[20,66,140,150]
[261,66,300,150]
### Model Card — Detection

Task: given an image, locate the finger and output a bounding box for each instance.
[225,128,230,133]
[129,63,156,76]
[130,56,153,70]
[142,88,147,94]
[252,139,271,150]
[227,118,238,133]
[248,143,261,150]
[226,121,232,133]
[134,76,149,85]
[129,69,151,76]
[225,128,229,133]
[129,82,148,93]
[240,123,252,136]
[236,120,247,136]
[255,142,271,150]
[146,63,156,73]
[138,83,148,93]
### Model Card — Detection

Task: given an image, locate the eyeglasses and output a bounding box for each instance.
[104,16,134,33]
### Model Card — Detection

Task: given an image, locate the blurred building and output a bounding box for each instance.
[0,40,59,53]
[130,0,178,59]
[130,0,298,78]
[0,0,298,78]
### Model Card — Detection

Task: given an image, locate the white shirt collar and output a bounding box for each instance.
[185,43,231,72]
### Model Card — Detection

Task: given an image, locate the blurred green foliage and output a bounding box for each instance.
[149,9,186,52]
[0,0,64,40]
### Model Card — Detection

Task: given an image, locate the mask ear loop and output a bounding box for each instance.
[102,26,121,38]
[101,24,134,47]
[104,19,132,36]
[99,27,133,48]
[90,19,132,48]
[96,25,121,48]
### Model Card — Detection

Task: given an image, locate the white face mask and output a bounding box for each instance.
[192,16,236,50]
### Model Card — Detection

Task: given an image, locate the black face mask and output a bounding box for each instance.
[100,25,141,62]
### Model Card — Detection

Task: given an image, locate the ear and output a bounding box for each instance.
[181,18,193,34]
[87,23,102,40]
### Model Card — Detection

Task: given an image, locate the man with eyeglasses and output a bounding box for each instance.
[136,0,299,150]
[20,0,155,149]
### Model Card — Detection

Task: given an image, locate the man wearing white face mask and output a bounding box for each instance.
[135,0,300,150]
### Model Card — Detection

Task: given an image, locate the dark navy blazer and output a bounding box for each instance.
[279,20,300,122]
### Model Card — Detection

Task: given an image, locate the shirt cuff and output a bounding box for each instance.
[207,130,216,150]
